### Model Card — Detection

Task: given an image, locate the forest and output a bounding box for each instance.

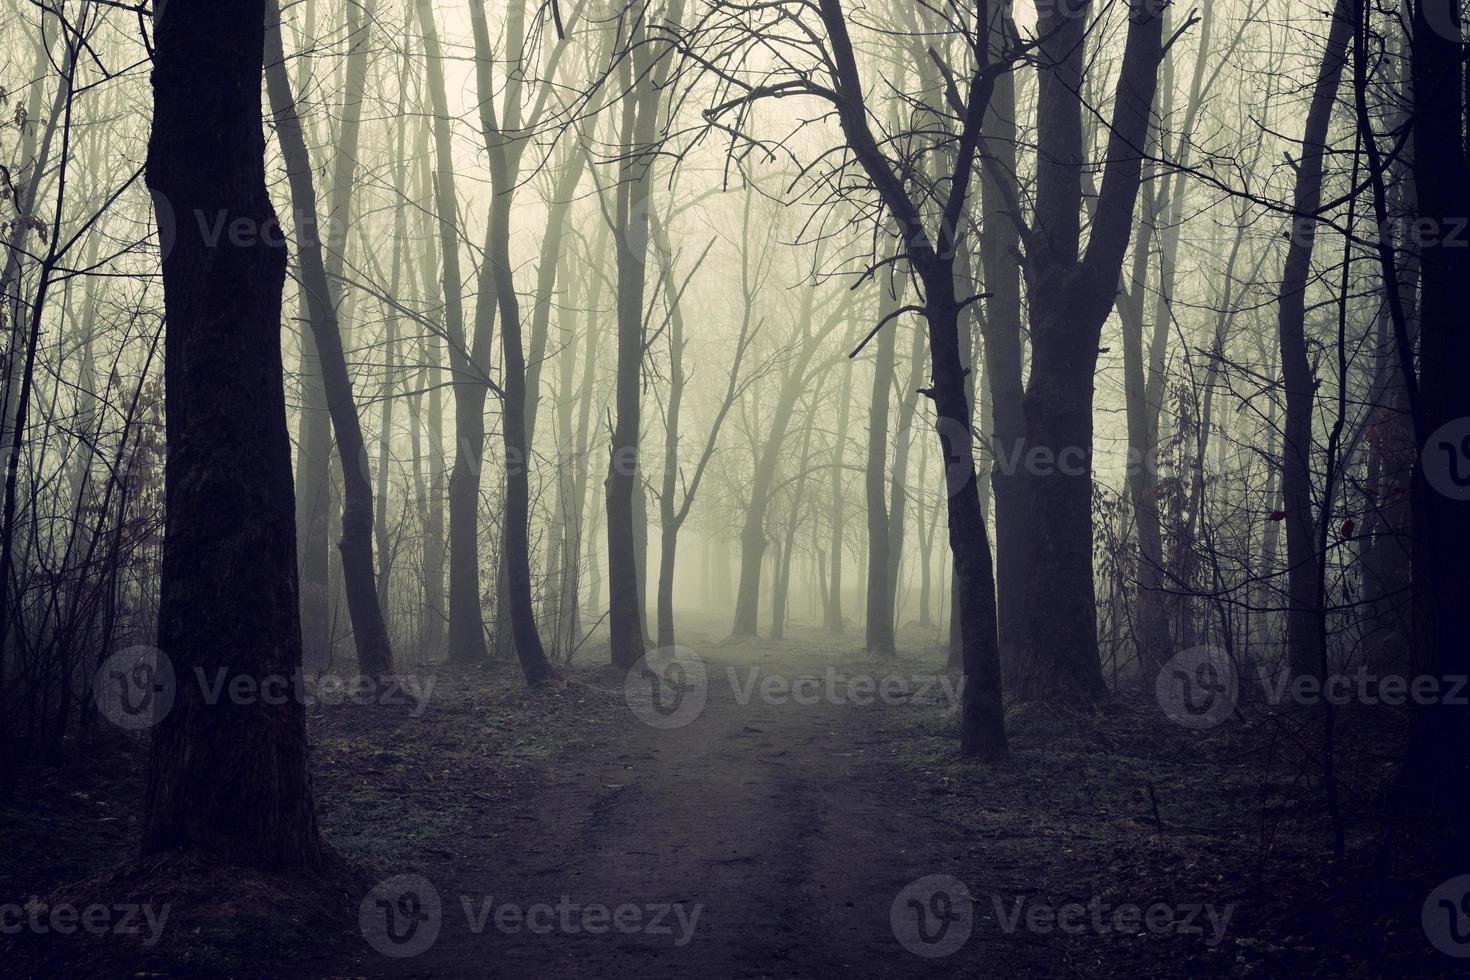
[2,0,1469,976]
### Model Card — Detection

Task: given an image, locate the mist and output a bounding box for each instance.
[3,0,1469,976]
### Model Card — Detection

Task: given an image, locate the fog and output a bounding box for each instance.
[3,1,1469,976]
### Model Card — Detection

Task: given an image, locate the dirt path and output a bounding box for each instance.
[344,641,1030,978]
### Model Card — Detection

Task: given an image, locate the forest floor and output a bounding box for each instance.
[1,618,1461,977]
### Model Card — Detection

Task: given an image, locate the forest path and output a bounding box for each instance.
[345,630,1028,978]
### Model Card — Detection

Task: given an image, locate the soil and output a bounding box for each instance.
[1,620,1461,977]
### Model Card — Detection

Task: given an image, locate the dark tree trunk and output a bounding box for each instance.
[864,286,898,656]
[884,318,924,630]
[815,0,1006,757]
[1017,0,1164,703]
[416,0,487,664]
[294,326,333,665]
[1276,0,1352,680]
[606,15,655,669]
[1117,181,1172,685]
[1395,0,1470,864]
[488,173,558,685]
[925,284,1007,761]
[263,0,393,679]
[1356,33,1415,671]
[825,357,854,633]
[773,408,819,641]
[142,0,321,869]
[467,0,560,686]
[976,25,1028,679]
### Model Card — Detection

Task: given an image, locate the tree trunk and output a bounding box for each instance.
[374,58,411,615]
[1117,174,1172,684]
[565,227,606,653]
[1276,0,1352,679]
[607,2,685,666]
[417,0,487,664]
[863,286,898,656]
[142,0,321,869]
[915,433,936,629]
[825,357,854,633]
[1395,0,1470,862]
[288,0,373,672]
[773,404,819,641]
[925,283,1007,760]
[976,28,1027,678]
[410,122,447,660]
[1017,0,1164,703]
[468,0,560,685]
[263,0,393,678]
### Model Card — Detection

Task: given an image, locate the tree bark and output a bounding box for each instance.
[264,0,393,678]
[1017,0,1165,703]
[468,0,560,685]
[1397,0,1470,861]
[863,282,898,656]
[885,318,924,630]
[1275,0,1352,680]
[606,1,685,667]
[976,5,1028,682]
[416,0,487,664]
[825,356,854,633]
[816,0,1006,757]
[142,0,321,869]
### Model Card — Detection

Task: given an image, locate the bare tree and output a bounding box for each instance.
[264,0,394,679]
[142,0,321,869]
